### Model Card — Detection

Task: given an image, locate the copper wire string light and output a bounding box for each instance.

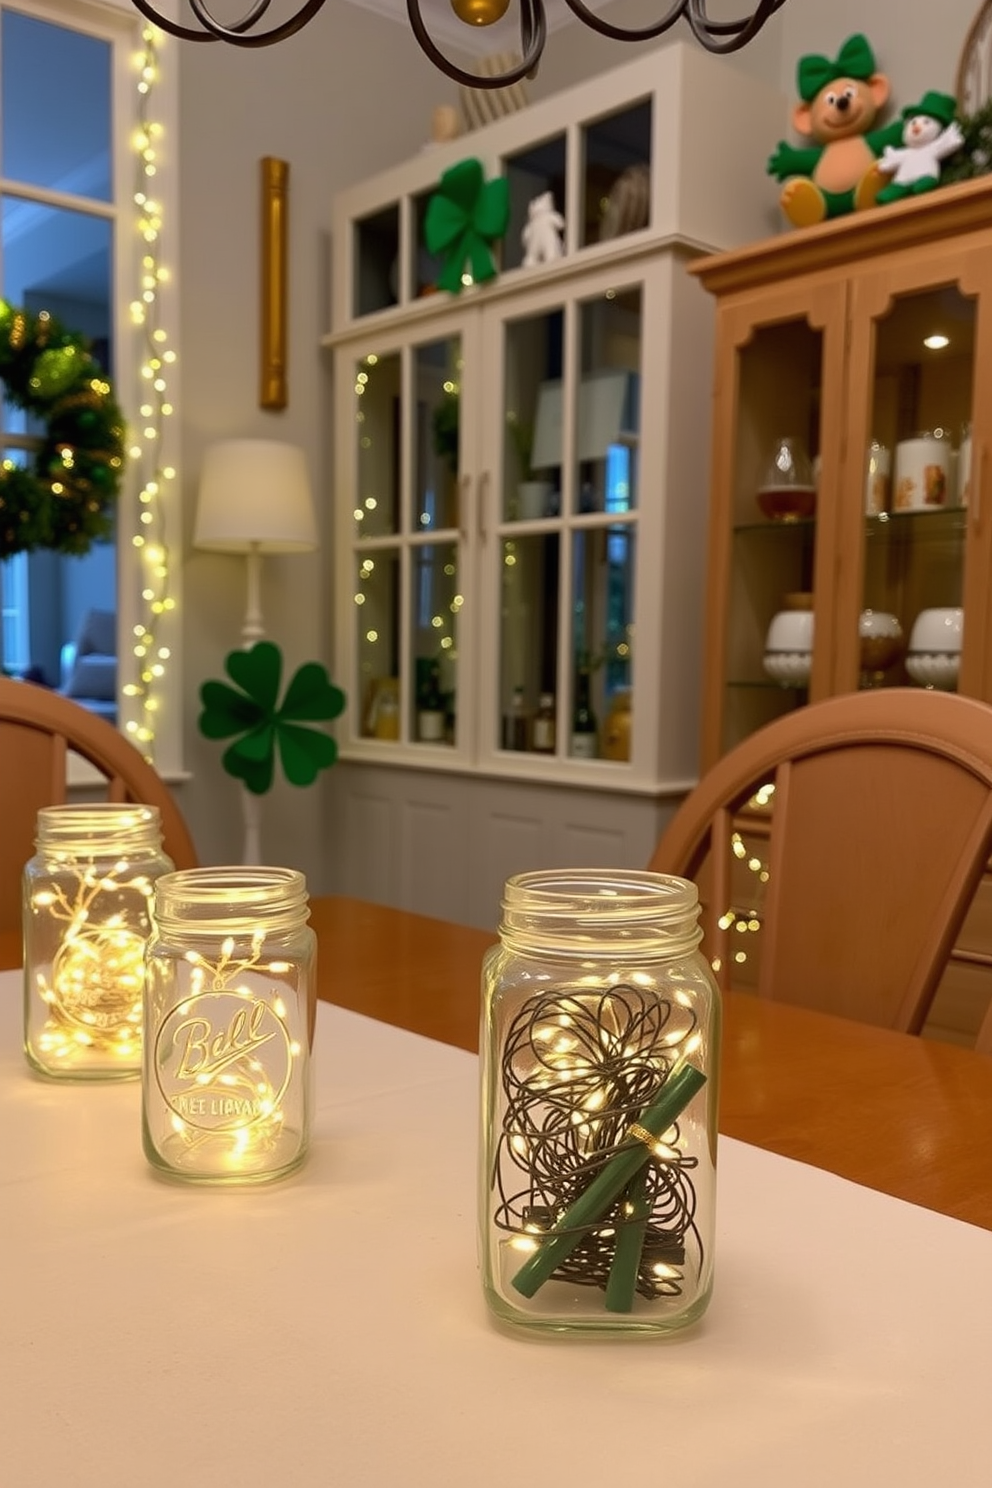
[126,0,786,84]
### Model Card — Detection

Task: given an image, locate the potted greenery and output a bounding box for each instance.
[507,408,553,519]
[432,389,460,477]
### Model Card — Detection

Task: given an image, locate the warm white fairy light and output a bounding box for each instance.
[123,26,177,762]
[352,354,460,714]
[158,930,299,1165]
[715,783,776,971]
[30,856,153,1067]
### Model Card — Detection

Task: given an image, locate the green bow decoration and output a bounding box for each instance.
[797,33,877,103]
[198,640,346,796]
[424,157,510,295]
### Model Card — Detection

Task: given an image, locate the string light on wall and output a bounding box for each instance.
[123,26,177,762]
[712,782,774,977]
[122,0,786,88]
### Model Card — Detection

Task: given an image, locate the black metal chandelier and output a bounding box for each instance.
[128,0,787,87]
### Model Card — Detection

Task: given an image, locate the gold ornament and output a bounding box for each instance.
[450,0,510,26]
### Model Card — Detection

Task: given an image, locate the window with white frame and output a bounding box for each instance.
[0,0,182,773]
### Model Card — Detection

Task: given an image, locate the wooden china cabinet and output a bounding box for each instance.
[691,175,992,1043]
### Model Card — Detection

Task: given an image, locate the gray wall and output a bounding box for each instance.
[175,0,984,886]
[176,7,448,881]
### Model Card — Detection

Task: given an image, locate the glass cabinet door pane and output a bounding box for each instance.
[502,136,567,273]
[411,541,459,745]
[581,100,651,248]
[414,338,461,533]
[499,532,560,753]
[353,206,399,317]
[569,525,634,760]
[863,286,971,693]
[411,190,446,301]
[355,549,400,740]
[354,351,399,538]
[504,308,564,523]
[572,287,641,516]
[726,319,822,751]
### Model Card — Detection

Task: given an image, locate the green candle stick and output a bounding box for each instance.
[604,1169,651,1313]
[511,1063,706,1300]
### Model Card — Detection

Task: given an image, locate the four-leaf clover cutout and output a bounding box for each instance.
[199,641,346,796]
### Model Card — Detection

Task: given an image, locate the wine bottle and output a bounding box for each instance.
[502,686,528,751]
[532,693,556,754]
[417,661,445,742]
[570,668,598,758]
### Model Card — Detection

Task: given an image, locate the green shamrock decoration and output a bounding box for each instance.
[199,640,346,796]
[424,157,510,295]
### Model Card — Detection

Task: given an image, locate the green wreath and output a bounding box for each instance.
[0,299,126,560]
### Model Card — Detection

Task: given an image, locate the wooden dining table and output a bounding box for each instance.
[305,895,992,1232]
[3,892,991,1231]
[6,894,992,1488]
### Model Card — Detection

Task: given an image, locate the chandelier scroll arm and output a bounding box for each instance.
[123,0,785,65]
[128,0,329,46]
[557,0,784,51]
[406,0,546,88]
[684,0,787,53]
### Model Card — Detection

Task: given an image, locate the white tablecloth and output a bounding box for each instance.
[1,966,989,1486]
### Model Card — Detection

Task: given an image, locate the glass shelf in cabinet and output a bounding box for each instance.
[727,677,810,692]
[865,507,967,543]
[733,515,817,538]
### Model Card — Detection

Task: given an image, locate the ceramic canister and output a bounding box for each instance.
[893,436,950,512]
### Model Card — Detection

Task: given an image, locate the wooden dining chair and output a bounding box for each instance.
[0,677,197,938]
[648,688,992,1035]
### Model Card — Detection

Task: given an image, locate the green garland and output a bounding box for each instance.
[0,300,126,560]
[940,100,992,184]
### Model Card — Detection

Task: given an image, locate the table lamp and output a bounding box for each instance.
[194,439,318,644]
[530,370,629,471]
[194,438,319,861]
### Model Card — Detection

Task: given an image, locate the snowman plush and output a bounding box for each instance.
[877,90,964,203]
[521,192,565,267]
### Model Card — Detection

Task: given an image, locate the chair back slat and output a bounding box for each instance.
[651,690,992,1038]
[0,679,196,939]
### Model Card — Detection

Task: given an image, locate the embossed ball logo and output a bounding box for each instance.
[154,992,292,1132]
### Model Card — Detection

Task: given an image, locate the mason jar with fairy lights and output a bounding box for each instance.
[23,803,175,1081]
[142,866,315,1185]
[480,869,720,1335]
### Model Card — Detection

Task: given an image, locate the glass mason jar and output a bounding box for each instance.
[480,869,720,1336]
[23,803,175,1082]
[142,866,315,1186]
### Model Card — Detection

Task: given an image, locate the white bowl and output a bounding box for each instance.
[908,607,963,654]
[763,652,812,687]
[905,653,960,691]
[765,609,814,653]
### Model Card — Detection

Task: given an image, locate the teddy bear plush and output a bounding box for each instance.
[767,33,904,228]
[876,92,964,203]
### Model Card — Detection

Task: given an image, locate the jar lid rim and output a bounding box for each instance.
[155,864,307,901]
[501,869,699,926]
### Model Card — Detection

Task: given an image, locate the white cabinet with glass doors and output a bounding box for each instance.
[325,46,785,809]
[332,253,713,792]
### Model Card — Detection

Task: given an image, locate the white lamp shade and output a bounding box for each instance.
[194,439,318,554]
[531,370,629,469]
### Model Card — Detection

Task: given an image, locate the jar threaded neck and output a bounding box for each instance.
[498,868,703,958]
[153,865,310,937]
[36,802,164,853]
